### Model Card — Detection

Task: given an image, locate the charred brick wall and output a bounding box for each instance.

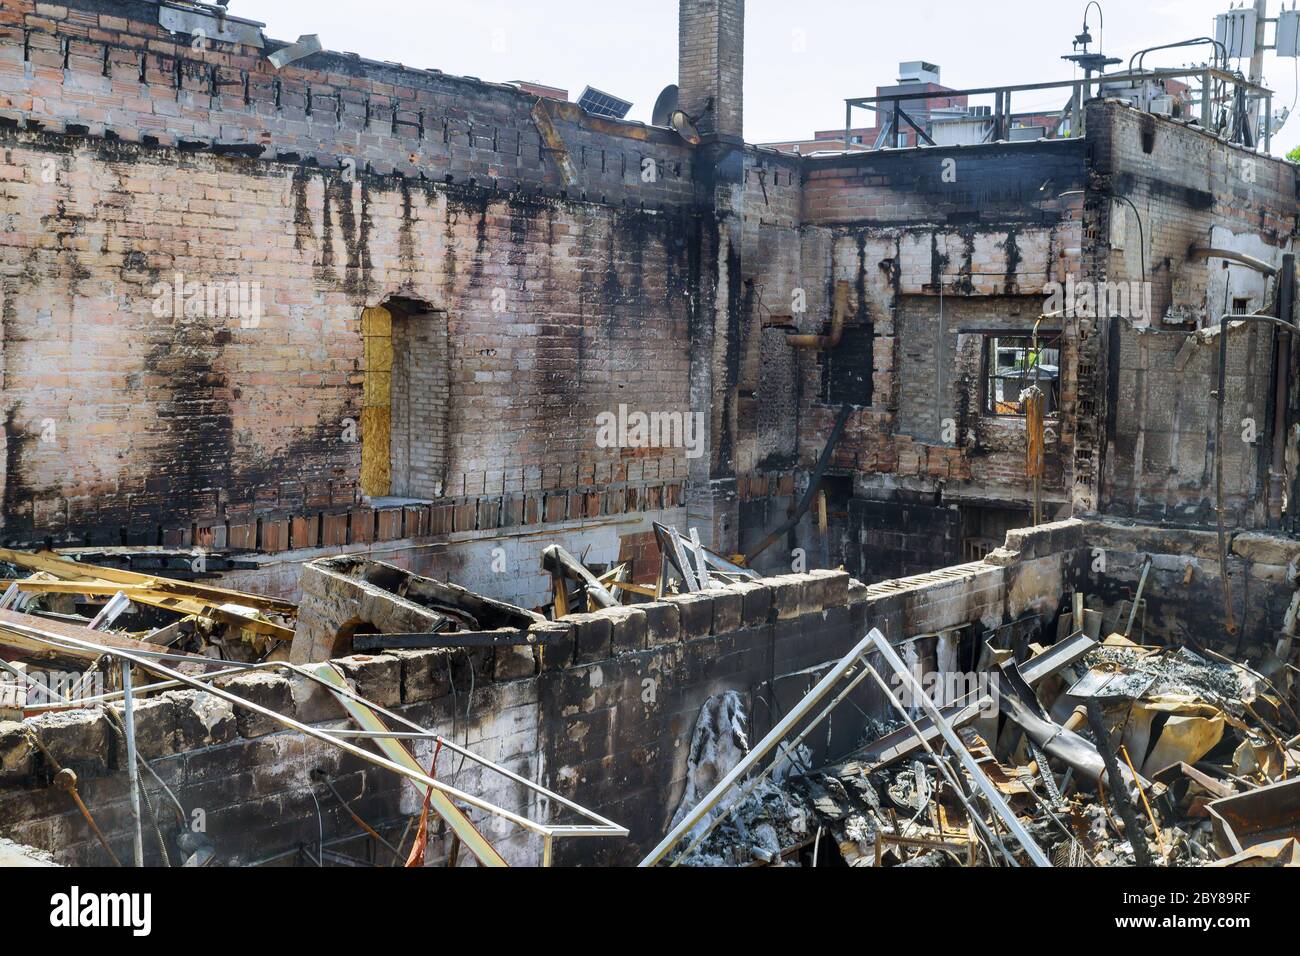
[799,139,1089,227]
[846,497,961,582]
[1084,101,1294,330]
[0,0,718,550]
[727,142,1088,574]
[1102,322,1274,526]
[1081,100,1299,527]
[0,1,697,205]
[735,148,804,475]
[0,133,701,545]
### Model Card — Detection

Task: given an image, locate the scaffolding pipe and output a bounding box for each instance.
[121,660,144,868]
[2,618,627,865]
[639,628,883,866]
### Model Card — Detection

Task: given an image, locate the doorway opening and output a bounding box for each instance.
[360,298,449,499]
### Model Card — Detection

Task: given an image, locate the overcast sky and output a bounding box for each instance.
[234,0,1300,157]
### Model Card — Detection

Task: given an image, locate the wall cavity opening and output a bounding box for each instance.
[361,298,450,499]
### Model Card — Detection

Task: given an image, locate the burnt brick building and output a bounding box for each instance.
[0,0,1295,593]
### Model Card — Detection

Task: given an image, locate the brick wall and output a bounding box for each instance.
[763,141,1086,540]
[678,0,744,141]
[389,308,450,499]
[0,132,700,545]
[1102,322,1272,525]
[1082,100,1299,527]
[800,139,1088,226]
[0,1,698,205]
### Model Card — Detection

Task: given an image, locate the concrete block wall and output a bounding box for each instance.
[0,654,549,866]
[1071,520,1299,659]
[208,503,690,611]
[0,527,1083,867]
[11,515,1288,865]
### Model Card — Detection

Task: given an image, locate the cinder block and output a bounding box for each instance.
[220,672,295,738]
[0,720,35,779]
[26,709,113,777]
[387,649,451,704]
[165,689,237,749]
[532,621,575,672]
[568,613,613,665]
[333,654,402,709]
[641,601,682,647]
[806,569,850,610]
[768,575,808,620]
[287,673,344,725]
[605,606,648,655]
[668,592,713,640]
[847,578,870,606]
[492,645,537,681]
[735,582,772,627]
[710,586,742,635]
[108,695,177,762]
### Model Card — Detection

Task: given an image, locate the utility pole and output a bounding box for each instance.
[1249,0,1269,135]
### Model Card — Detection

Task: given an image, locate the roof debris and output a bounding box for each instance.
[647,586,1300,868]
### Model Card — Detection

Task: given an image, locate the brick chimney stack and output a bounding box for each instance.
[678,0,744,142]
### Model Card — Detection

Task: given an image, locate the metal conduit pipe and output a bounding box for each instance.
[1271,255,1296,525]
[786,280,851,349]
[1130,38,1227,74]
[1188,247,1279,276]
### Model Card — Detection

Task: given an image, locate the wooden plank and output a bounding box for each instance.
[0,548,297,615]
[3,580,294,643]
[0,608,207,668]
[541,545,616,609]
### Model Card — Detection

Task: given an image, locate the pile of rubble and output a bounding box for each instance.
[668,599,1300,868]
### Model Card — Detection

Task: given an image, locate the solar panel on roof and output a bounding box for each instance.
[577,86,633,120]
